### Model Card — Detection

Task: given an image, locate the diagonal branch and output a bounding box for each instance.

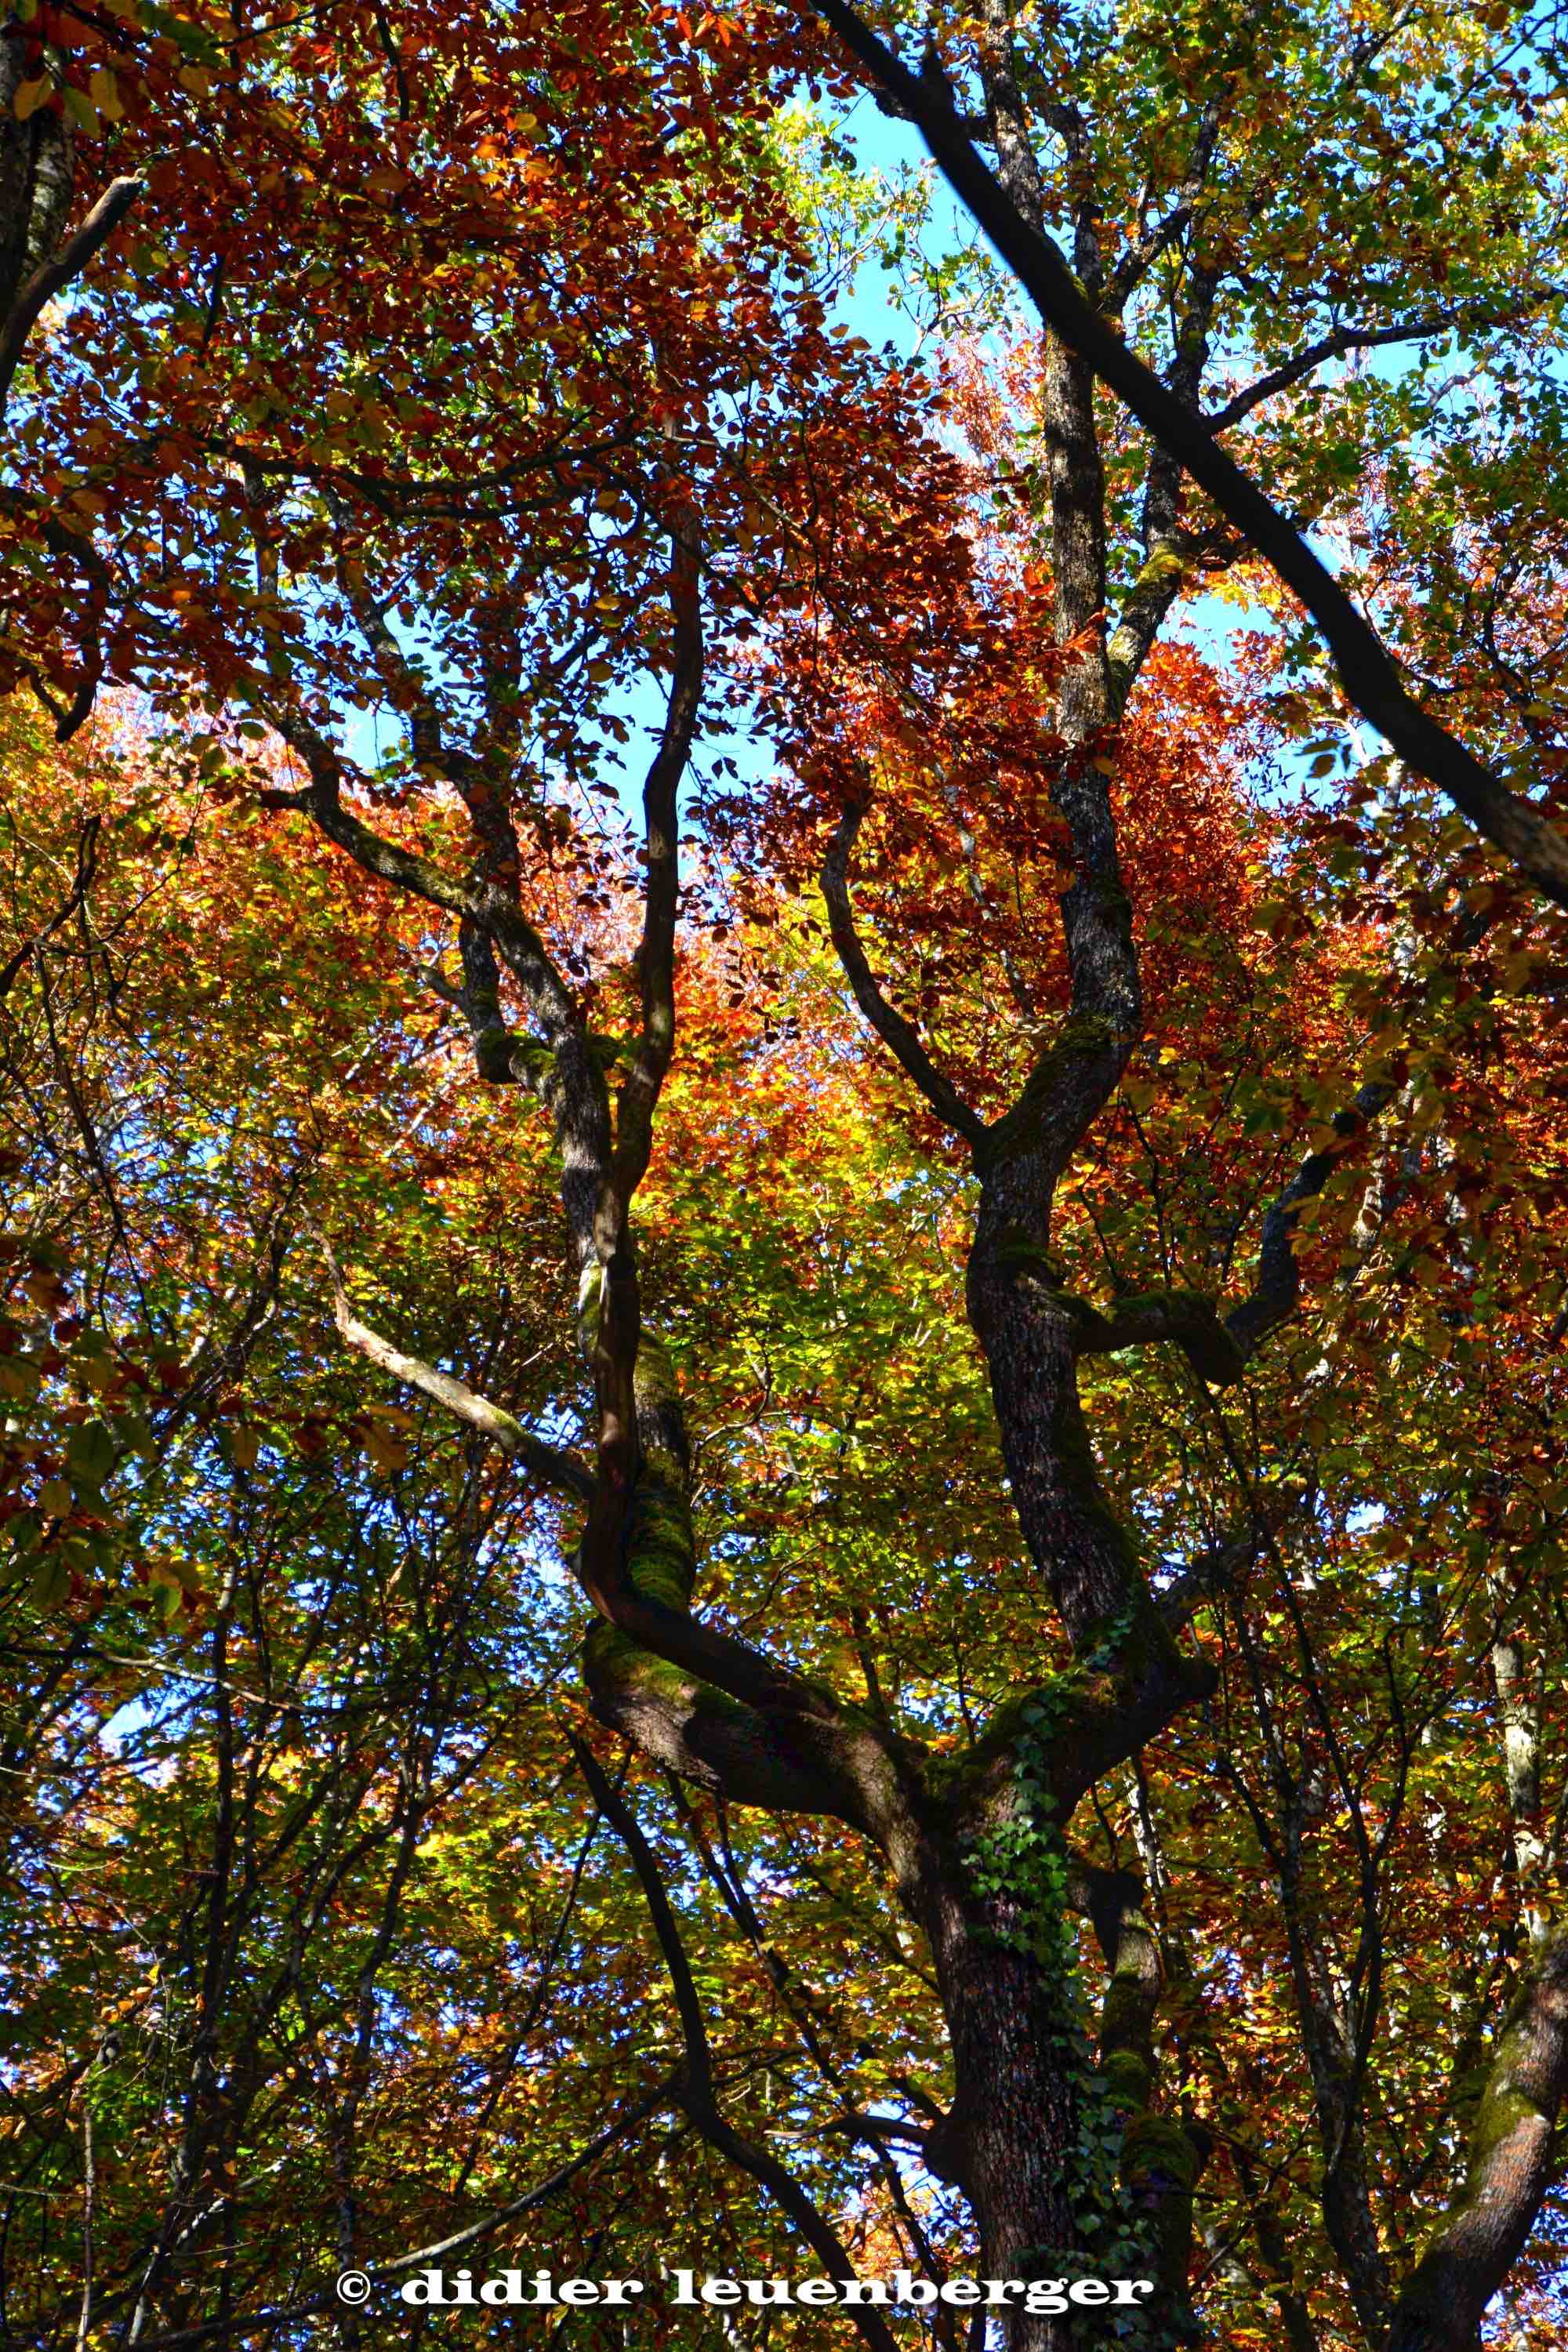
[258,705,585,1058]
[1156,1489,1310,1631]
[328,1268,891,1824]
[0,176,143,409]
[666,1777,961,2291]
[1207,307,1526,433]
[804,0,1568,912]
[256,723,474,923]
[1388,1922,1568,2352]
[1107,95,1223,309]
[110,2082,676,2350]
[0,811,100,1000]
[325,1255,594,1504]
[821,802,986,1146]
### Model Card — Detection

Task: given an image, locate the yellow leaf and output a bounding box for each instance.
[13,78,51,122]
[89,68,124,122]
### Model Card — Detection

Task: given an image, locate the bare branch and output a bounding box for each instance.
[0,812,100,1000]
[826,2108,936,2155]
[571,1737,906,2352]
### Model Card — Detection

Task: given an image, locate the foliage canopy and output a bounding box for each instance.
[1,5,1566,2350]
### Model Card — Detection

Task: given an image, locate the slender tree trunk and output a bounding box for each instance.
[1490,1613,1548,1951]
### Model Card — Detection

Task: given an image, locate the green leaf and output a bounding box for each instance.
[67,1421,117,1494]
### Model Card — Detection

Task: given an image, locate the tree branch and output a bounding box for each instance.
[1225,1082,1396,1358]
[106,2083,676,2350]
[325,1255,595,1503]
[608,504,704,1211]
[1107,96,1223,309]
[1156,1490,1309,1631]
[1388,1922,1568,2352]
[1207,309,1524,434]
[0,811,100,1000]
[254,702,600,1231]
[1076,1287,1247,1387]
[0,175,142,409]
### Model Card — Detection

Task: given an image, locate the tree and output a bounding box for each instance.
[807,0,1568,907]
[2,5,1564,2350]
